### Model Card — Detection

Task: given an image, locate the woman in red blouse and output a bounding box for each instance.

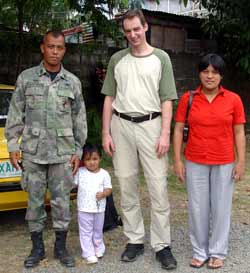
[173,54,246,269]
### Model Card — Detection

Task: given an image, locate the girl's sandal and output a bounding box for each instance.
[208,257,224,269]
[190,258,207,268]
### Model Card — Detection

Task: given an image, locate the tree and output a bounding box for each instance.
[0,0,74,76]
[179,0,189,6]
[0,0,161,76]
[205,0,250,75]
[183,0,250,75]
[66,1,158,42]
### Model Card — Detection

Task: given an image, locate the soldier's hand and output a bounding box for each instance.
[70,155,80,175]
[10,151,21,170]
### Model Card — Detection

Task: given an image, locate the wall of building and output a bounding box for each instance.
[0,46,200,96]
[150,25,186,52]
[0,46,249,119]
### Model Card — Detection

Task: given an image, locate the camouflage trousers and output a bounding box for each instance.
[21,159,74,232]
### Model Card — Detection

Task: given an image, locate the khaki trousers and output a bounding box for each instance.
[111,115,171,252]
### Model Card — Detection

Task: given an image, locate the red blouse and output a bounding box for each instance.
[175,85,245,164]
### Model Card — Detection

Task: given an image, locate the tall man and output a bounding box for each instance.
[5,30,87,268]
[102,10,177,270]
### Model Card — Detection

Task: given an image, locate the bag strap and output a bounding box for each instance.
[185,90,195,123]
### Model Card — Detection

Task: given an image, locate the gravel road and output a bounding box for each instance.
[14,221,249,273]
[1,165,249,273]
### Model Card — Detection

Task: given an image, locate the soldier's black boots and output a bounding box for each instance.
[54,230,75,267]
[24,231,45,268]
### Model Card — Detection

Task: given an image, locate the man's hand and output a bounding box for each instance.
[9,151,21,170]
[70,155,80,175]
[155,134,170,158]
[102,133,115,157]
[102,96,114,157]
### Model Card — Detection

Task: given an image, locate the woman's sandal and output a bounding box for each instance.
[190,258,208,268]
[207,257,224,269]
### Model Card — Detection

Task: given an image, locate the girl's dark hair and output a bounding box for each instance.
[198,54,225,76]
[82,143,101,159]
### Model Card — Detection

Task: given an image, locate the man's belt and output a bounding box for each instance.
[113,110,161,123]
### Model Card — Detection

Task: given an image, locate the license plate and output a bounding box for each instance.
[0,160,22,178]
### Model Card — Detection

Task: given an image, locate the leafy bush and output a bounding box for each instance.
[86,107,102,145]
[86,107,113,166]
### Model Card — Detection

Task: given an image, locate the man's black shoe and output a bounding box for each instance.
[121,243,144,262]
[156,246,177,270]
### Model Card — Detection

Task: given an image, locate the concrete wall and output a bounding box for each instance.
[0,46,200,97]
[0,46,249,119]
[169,52,200,96]
[0,45,109,108]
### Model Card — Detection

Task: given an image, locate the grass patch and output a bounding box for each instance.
[100,152,113,168]
[168,173,187,193]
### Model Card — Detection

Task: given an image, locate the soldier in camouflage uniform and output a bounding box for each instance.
[5,30,87,268]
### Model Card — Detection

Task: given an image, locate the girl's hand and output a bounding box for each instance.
[96,191,105,201]
[173,160,186,183]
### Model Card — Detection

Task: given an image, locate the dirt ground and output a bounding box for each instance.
[0,147,249,273]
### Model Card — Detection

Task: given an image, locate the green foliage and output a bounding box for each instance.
[68,0,150,12]
[0,0,79,75]
[0,31,41,53]
[0,0,151,51]
[0,0,78,33]
[129,0,144,9]
[179,0,189,7]
[197,0,250,75]
[168,173,187,193]
[67,0,151,43]
[86,107,102,145]
[85,106,113,166]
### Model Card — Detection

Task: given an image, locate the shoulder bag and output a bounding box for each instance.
[183,90,195,143]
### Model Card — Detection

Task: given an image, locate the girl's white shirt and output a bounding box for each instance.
[74,167,112,213]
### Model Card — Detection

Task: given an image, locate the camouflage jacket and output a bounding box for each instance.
[5,62,87,164]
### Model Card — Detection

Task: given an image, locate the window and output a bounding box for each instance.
[0,91,12,126]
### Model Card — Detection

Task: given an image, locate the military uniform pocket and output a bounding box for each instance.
[56,128,76,155]
[57,89,74,112]
[21,127,40,154]
[25,88,45,110]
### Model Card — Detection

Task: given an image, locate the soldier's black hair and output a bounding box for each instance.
[42,30,65,44]
[198,54,225,76]
[82,143,102,160]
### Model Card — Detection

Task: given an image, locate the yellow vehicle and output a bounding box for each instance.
[0,84,76,211]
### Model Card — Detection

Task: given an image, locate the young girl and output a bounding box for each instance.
[74,144,112,264]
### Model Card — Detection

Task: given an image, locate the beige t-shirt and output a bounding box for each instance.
[101,47,177,115]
